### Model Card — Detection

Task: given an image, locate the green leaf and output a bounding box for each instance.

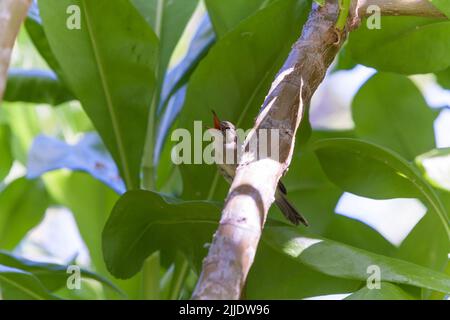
[0,250,122,295]
[131,0,199,78]
[352,73,436,160]
[103,190,450,295]
[25,1,65,78]
[4,69,74,106]
[0,124,13,182]
[416,148,450,192]
[429,0,450,18]
[0,265,57,300]
[345,282,414,300]
[348,17,450,74]
[103,189,360,299]
[102,190,220,279]
[313,138,450,239]
[247,241,361,299]
[264,226,450,294]
[395,211,448,274]
[39,0,159,190]
[296,134,447,275]
[176,0,310,201]
[0,178,49,250]
[205,0,276,37]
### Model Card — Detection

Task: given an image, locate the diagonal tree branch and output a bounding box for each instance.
[192,0,347,300]
[0,0,31,103]
[356,0,444,18]
[192,0,447,300]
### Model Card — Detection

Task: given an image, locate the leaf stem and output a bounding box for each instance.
[169,255,189,300]
[142,251,160,299]
[335,0,351,30]
[141,0,165,191]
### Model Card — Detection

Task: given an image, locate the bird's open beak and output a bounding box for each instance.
[212,110,221,130]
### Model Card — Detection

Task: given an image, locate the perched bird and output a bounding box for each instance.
[210,111,308,226]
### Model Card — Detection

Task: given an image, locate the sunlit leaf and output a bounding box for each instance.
[352,73,435,160]
[314,139,450,238]
[348,17,450,74]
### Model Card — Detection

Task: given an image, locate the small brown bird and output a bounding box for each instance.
[210,111,308,226]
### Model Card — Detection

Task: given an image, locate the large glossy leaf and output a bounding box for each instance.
[205,0,276,37]
[0,265,57,300]
[0,124,13,181]
[247,241,361,299]
[102,190,450,295]
[264,226,450,294]
[102,190,221,278]
[131,0,199,78]
[430,0,450,18]
[39,0,159,190]
[296,133,447,274]
[0,178,49,250]
[4,69,74,106]
[0,250,122,294]
[345,282,414,300]
[352,73,436,160]
[313,138,450,239]
[176,0,310,201]
[348,17,450,74]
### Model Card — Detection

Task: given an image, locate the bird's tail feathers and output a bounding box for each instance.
[275,192,309,226]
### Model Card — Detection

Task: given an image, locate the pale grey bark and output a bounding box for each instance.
[0,0,32,102]
[358,0,444,18]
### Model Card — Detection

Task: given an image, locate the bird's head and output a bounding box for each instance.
[212,111,237,144]
[212,111,235,132]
